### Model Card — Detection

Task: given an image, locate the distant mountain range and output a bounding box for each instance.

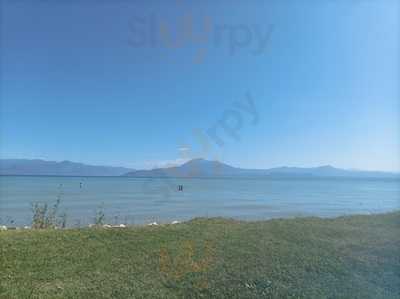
[124,158,399,179]
[0,159,134,176]
[1,158,398,178]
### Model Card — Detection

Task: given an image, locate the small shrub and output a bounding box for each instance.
[94,204,106,226]
[31,197,67,229]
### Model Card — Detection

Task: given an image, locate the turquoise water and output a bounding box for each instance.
[0,176,399,226]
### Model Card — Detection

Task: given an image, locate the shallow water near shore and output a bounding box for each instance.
[0,175,399,227]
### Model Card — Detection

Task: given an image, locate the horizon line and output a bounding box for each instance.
[1,157,399,174]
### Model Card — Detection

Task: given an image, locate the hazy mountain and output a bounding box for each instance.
[1,158,397,178]
[0,159,134,176]
[124,159,399,178]
[124,158,246,178]
[263,165,398,178]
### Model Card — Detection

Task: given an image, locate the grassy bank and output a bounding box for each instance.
[1,212,399,298]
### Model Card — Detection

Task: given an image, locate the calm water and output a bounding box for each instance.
[0,176,399,226]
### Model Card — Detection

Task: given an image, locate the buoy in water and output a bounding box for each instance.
[178,185,183,191]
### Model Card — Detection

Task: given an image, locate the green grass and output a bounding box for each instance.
[1,212,399,298]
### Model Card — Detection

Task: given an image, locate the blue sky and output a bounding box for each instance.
[0,0,399,171]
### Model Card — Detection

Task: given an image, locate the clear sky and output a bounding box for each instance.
[0,0,399,171]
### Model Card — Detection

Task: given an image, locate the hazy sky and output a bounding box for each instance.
[1,0,399,171]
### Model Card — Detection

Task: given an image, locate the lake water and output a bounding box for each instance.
[0,176,399,227]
